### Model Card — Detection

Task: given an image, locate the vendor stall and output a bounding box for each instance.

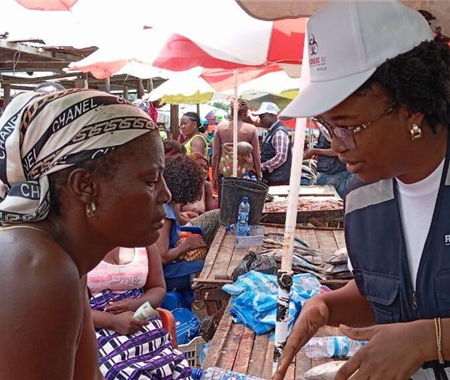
[202,301,341,379]
[193,225,348,315]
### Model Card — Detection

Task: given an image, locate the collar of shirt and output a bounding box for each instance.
[267,120,279,132]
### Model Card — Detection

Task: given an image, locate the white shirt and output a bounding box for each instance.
[396,159,444,290]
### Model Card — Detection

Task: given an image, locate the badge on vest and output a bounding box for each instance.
[445,235,450,246]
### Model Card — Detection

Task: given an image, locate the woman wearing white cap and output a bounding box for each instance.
[274,2,450,380]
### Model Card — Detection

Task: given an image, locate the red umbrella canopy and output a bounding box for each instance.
[16,0,77,11]
[152,18,306,72]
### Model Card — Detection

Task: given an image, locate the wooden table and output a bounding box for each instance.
[193,225,347,315]
[264,186,344,227]
[203,301,341,380]
[268,185,341,199]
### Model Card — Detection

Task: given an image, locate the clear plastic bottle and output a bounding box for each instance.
[304,336,367,358]
[236,197,250,237]
[191,367,265,380]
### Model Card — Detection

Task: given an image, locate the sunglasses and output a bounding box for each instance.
[311,105,397,150]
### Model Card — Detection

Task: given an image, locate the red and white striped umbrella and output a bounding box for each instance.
[69,16,306,79]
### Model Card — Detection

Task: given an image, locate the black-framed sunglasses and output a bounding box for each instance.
[311,104,397,150]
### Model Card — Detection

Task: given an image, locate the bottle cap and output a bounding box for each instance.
[243,197,248,201]
[191,368,203,380]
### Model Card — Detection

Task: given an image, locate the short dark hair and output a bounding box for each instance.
[356,38,450,133]
[163,154,204,205]
[163,140,186,156]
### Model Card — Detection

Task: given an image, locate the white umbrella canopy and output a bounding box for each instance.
[146,70,220,105]
[236,0,450,36]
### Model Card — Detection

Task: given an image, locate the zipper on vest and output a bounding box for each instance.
[412,292,418,310]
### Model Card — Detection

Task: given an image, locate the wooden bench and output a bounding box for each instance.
[203,301,341,379]
[193,225,348,315]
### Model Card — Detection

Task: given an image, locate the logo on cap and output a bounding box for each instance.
[309,34,318,56]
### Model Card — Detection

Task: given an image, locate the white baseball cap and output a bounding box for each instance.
[253,102,280,116]
[281,0,433,119]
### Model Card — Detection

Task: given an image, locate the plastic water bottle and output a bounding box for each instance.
[191,367,265,380]
[236,197,250,237]
[243,173,251,180]
[251,175,257,181]
[304,336,367,358]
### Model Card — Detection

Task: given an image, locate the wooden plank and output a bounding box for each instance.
[218,322,245,370]
[333,230,347,250]
[262,339,275,380]
[197,227,226,281]
[295,349,312,379]
[247,334,270,377]
[211,232,236,279]
[232,327,256,374]
[226,247,249,278]
[269,185,338,197]
[202,304,235,368]
[314,230,339,258]
[298,228,319,249]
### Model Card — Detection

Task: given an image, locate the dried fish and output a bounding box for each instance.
[326,248,348,265]
[264,232,310,248]
[325,264,350,275]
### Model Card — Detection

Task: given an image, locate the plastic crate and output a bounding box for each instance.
[178,336,206,368]
[234,225,265,248]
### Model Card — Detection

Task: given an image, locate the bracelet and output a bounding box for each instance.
[434,317,445,364]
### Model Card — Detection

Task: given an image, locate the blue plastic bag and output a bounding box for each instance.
[222,271,325,335]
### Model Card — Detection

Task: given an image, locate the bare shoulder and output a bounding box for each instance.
[0,229,82,379]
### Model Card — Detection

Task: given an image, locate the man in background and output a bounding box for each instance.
[304,132,351,198]
[254,102,292,186]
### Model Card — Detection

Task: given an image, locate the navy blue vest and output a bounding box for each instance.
[261,122,292,184]
[345,138,450,378]
[316,133,347,175]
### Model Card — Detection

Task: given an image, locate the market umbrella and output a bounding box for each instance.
[16,0,77,11]
[236,0,450,36]
[146,71,219,105]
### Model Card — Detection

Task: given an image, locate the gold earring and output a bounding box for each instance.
[410,123,423,140]
[86,201,96,218]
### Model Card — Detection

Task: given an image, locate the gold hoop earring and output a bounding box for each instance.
[410,123,423,140]
[86,201,96,218]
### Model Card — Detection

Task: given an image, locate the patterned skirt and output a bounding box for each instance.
[90,289,192,380]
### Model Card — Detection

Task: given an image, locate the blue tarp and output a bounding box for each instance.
[222,271,327,335]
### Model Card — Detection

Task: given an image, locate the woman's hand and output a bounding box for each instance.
[104,299,136,314]
[273,296,330,380]
[110,311,149,335]
[303,148,317,160]
[334,322,428,380]
[180,211,199,219]
[183,236,207,251]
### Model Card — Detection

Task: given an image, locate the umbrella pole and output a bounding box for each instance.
[272,116,307,374]
[233,69,238,177]
[273,31,310,374]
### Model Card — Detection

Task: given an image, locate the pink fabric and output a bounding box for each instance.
[87,248,148,295]
[148,102,159,124]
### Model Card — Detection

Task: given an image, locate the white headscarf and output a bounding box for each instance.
[0,89,157,224]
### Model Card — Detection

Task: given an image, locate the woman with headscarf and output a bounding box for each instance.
[274,3,450,380]
[0,89,173,380]
[180,112,208,158]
